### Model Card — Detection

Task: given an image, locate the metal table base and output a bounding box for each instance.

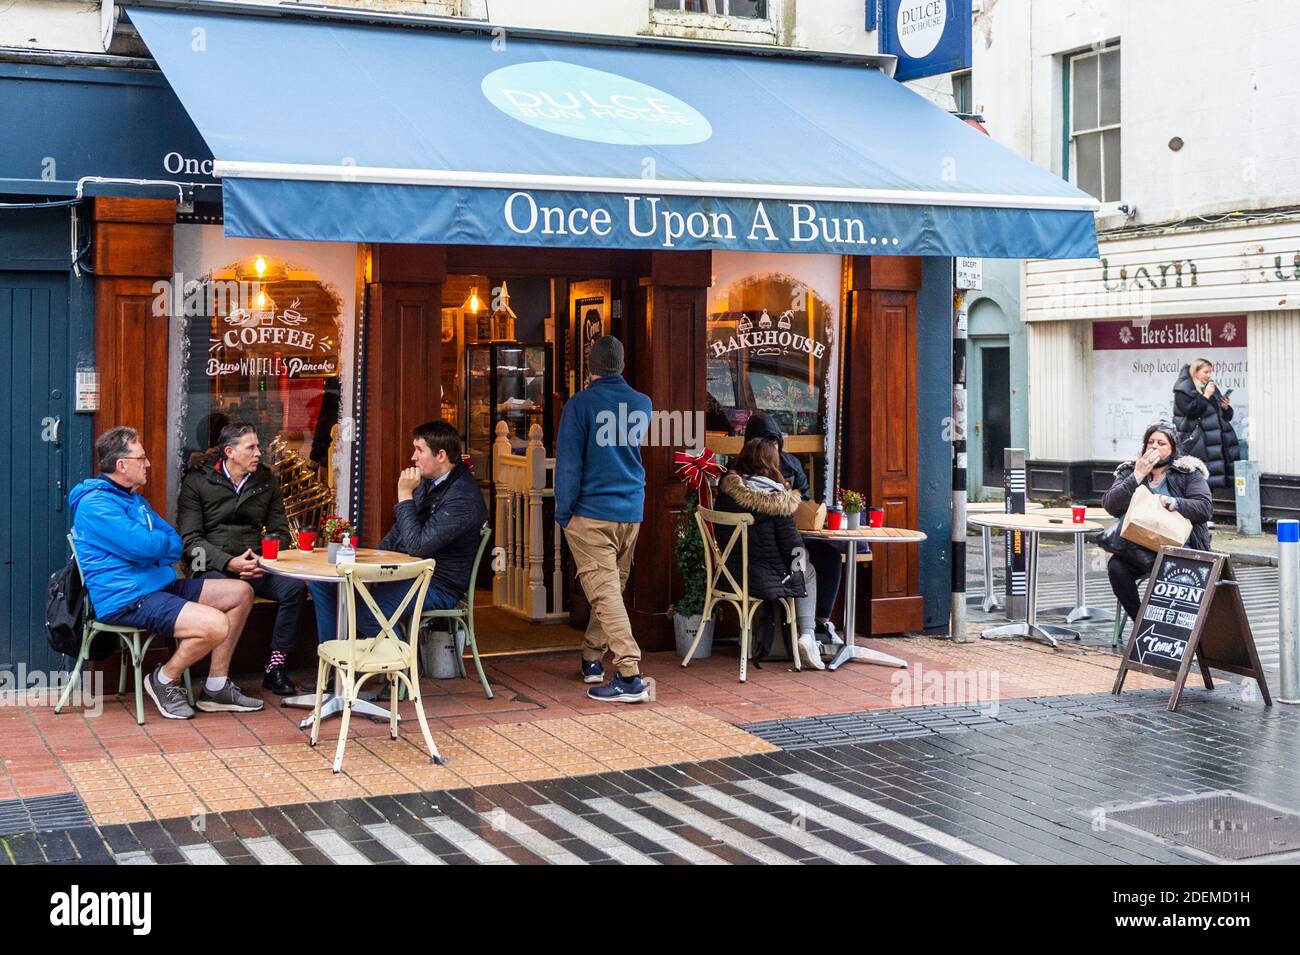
[824,537,909,671]
[981,531,1080,648]
[1042,533,1115,624]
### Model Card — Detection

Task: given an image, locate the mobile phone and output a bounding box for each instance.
[1224,388,1234,397]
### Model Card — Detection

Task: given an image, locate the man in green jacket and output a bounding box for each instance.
[177,422,307,695]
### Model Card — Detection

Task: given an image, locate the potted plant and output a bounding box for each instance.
[840,488,865,530]
[671,492,713,659]
[322,514,353,563]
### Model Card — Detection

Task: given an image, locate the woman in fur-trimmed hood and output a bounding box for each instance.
[1102,422,1213,620]
[715,437,824,669]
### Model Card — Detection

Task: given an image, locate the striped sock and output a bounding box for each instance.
[266,651,286,672]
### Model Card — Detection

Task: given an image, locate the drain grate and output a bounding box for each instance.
[1109,793,1300,861]
[0,792,92,837]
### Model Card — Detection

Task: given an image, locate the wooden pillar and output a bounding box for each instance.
[361,245,445,546]
[844,255,923,633]
[92,197,175,517]
[625,251,710,649]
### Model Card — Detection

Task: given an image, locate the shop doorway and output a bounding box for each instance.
[0,273,71,672]
[969,339,1011,499]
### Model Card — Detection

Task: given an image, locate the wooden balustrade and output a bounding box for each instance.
[492,421,568,622]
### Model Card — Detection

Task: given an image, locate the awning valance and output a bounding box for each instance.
[128,5,1098,258]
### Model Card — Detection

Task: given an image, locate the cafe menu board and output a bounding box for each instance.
[1112,548,1271,711]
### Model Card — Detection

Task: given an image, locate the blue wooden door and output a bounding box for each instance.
[0,273,71,673]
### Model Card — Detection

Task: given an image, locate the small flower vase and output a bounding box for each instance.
[846,510,862,531]
[327,542,341,563]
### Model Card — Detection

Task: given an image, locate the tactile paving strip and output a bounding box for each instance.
[0,792,93,837]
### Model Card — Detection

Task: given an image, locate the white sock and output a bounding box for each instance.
[204,676,228,693]
[155,668,173,686]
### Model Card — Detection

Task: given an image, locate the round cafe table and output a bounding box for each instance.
[1037,507,1117,623]
[800,526,927,671]
[966,513,1103,647]
[259,546,425,730]
[965,500,1043,613]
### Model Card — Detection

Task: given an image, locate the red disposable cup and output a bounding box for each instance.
[826,510,843,531]
[1071,505,1086,524]
[868,508,885,528]
[261,537,280,559]
[298,530,317,551]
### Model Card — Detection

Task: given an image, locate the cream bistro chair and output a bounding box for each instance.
[419,525,494,699]
[683,507,799,683]
[309,559,443,773]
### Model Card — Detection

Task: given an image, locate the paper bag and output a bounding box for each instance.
[794,500,826,531]
[1120,483,1192,552]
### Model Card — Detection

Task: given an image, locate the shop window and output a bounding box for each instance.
[180,254,342,532]
[1065,42,1121,203]
[951,70,972,114]
[706,271,833,440]
[653,0,768,17]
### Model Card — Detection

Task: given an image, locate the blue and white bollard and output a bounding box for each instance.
[1279,520,1300,704]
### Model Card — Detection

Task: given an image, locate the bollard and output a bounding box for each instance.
[1003,449,1027,621]
[1234,460,1261,537]
[1279,520,1300,704]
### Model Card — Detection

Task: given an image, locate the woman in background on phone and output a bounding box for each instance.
[1102,423,1213,622]
[1172,357,1240,488]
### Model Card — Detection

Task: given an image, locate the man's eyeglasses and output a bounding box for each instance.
[120,455,150,463]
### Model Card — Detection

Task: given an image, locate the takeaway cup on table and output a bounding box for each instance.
[297,530,317,551]
[1071,505,1086,524]
[868,507,885,528]
[826,508,843,531]
[261,537,280,559]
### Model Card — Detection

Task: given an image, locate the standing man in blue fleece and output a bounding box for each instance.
[556,336,653,703]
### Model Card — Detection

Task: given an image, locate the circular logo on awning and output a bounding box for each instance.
[482,61,713,145]
[897,0,947,59]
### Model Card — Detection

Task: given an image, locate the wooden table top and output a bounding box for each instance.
[802,527,927,543]
[967,512,1103,534]
[258,547,422,582]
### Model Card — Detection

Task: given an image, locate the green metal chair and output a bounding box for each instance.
[420,525,494,699]
[56,534,194,724]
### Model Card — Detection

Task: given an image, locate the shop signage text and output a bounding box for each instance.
[878,0,971,83]
[503,191,900,251]
[708,328,828,361]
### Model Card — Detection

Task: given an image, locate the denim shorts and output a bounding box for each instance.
[101,578,207,640]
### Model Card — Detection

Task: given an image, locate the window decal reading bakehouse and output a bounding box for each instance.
[481,61,713,145]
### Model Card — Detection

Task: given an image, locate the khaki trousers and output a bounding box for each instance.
[564,514,641,676]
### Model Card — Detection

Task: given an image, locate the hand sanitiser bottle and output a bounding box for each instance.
[337,534,356,565]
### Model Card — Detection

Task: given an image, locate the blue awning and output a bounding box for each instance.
[127,5,1098,258]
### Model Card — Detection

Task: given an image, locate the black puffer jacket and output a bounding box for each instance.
[377,463,487,599]
[1172,365,1240,489]
[714,471,805,599]
[743,413,811,501]
[1102,455,1214,552]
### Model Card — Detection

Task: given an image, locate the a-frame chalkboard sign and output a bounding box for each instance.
[1112,547,1271,711]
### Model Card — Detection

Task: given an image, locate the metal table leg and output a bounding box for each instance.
[981,532,1079,647]
[1066,533,1114,623]
[827,540,908,671]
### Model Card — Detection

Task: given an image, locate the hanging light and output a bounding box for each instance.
[254,256,267,277]
[462,287,482,313]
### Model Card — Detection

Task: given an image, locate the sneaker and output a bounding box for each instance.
[144,665,195,720]
[797,634,827,671]
[195,679,265,713]
[587,673,648,703]
[581,659,605,684]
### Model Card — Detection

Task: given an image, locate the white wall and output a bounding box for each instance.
[1246,309,1300,474]
[3,0,880,56]
[1026,319,1091,460]
[974,0,1300,226]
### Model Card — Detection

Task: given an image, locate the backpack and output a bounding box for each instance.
[45,559,116,661]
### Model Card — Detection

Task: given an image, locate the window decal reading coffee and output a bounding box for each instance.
[203,257,341,379]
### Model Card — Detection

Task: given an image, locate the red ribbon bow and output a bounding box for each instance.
[674,448,724,509]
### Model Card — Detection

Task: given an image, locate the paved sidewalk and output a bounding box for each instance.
[7,688,1292,865]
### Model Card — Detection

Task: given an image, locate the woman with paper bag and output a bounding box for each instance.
[1101,423,1213,622]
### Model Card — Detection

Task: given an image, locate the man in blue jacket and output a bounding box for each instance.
[309,420,487,642]
[556,336,653,703]
[69,427,262,720]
